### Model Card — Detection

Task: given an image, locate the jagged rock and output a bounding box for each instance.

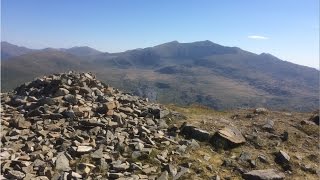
[180,124,211,142]
[262,119,274,132]
[258,155,269,164]
[276,150,290,163]
[165,164,177,176]
[254,108,268,114]
[275,150,291,170]
[113,162,130,171]
[280,131,289,141]
[55,152,71,171]
[210,127,246,149]
[119,107,134,113]
[71,171,82,178]
[158,119,169,129]
[173,167,189,180]
[142,166,157,174]
[14,115,31,129]
[6,170,26,179]
[54,88,69,97]
[189,139,200,149]
[132,151,142,159]
[239,151,252,162]
[108,172,124,178]
[90,148,103,159]
[63,94,78,105]
[157,171,169,180]
[243,169,285,180]
[177,145,187,153]
[300,163,318,174]
[75,145,93,153]
[309,113,319,125]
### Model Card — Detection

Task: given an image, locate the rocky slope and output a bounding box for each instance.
[2,41,319,112]
[0,72,319,180]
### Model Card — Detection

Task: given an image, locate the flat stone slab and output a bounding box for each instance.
[243,169,285,180]
[217,127,246,144]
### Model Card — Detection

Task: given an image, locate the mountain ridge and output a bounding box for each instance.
[1,41,319,112]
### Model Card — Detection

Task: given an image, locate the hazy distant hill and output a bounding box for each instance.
[1,42,102,59]
[61,46,102,57]
[1,41,318,111]
[1,41,35,59]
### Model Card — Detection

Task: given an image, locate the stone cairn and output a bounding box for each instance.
[0,72,185,180]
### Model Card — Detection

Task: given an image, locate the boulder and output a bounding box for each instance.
[210,126,246,149]
[180,124,211,142]
[254,108,268,114]
[275,150,291,170]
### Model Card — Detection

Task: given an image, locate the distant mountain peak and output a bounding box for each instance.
[64,46,102,56]
[1,41,35,60]
[155,41,180,47]
[190,40,216,46]
[259,53,278,59]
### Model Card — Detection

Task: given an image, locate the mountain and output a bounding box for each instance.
[1,50,95,89]
[1,41,319,111]
[61,46,102,56]
[1,42,102,59]
[1,41,35,60]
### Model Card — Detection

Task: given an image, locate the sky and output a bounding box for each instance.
[1,0,319,68]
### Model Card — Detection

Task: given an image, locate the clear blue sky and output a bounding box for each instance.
[1,0,319,68]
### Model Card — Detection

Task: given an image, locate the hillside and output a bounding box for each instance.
[1,42,35,60]
[1,41,319,111]
[1,72,319,179]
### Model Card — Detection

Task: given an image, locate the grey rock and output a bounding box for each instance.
[258,155,269,164]
[90,148,103,159]
[262,119,274,132]
[165,164,177,177]
[254,108,268,114]
[63,94,78,105]
[211,126,246,149]
[276,150,290,164]
[180,124,211,142]
[239,151,252,162]
[173,167,189,180]
[55,152,71,171]
[275,150,291,170]
[14,115,31,129]
[108,173,124,178]
[158,119,169,129]
[243,169,285,180]
[119,107,134,113]
[177,145,187,153]
[54,88,69,97]
[80,87,92,94]
[113,163,130,171]
[76,145,93,153]
[189,139,200,149]
[132,151,142,159]
[6,170,25,179]
[309,113,319,125]
[157,171,169,180]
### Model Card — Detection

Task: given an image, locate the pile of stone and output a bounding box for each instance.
[0,72,188,180]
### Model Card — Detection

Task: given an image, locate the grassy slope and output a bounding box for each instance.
[166,105,319,180]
